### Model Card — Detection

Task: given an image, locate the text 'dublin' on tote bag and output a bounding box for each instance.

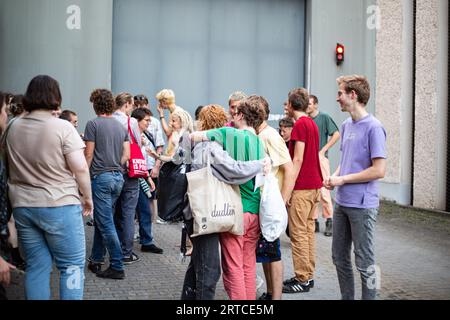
[259,174,288,242]
[186,151,244,238]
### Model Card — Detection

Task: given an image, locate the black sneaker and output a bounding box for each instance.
[282,279,313,293]
[87,262,102,274]
[87,256,105,265]
[258,292,272,300]
[324,218,332,237]
[315,219,320,233]
[283,277,298,285]
[96,267,125,280]
[141,244,163,254]
[123,252,140,265]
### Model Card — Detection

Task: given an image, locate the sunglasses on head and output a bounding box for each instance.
[134,95,146,101]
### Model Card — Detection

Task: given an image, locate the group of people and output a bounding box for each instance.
[0,73,386,301]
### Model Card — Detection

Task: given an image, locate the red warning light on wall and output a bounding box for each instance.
[336,43,345,65]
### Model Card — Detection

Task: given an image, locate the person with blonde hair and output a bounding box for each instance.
[182,104,269,300]
[151,107,193,162]
[148,103,194,224]
[155,89,193,138]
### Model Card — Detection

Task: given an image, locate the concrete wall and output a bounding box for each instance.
[376,0,414,205]
[376,0,448,210]
[307,0,377,176]
[413,0,448,210]
[0,0,113,131]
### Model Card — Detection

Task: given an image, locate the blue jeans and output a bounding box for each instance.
[136,188,154,246]
[90,171,124,271]
[13,205,85,300]
[114,174,139,257]
[332,204,379,300]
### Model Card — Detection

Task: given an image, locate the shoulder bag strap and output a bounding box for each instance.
[127,117,137,145]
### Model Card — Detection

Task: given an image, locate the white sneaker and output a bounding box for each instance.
[156,217,169,225]
[256,274,265,290]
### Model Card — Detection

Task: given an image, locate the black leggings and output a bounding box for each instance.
[0,284,7,300]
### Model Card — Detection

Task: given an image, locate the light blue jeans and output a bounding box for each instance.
[332,204,379,300]
[13,205,86,300]
[90,171,124,270]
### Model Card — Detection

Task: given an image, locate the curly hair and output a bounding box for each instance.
[246,95,270,120]
[90,89,115,115]
[237,98,266,130]
[198,104,227,130]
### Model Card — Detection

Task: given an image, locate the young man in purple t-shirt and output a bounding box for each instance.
[324,75,387,300]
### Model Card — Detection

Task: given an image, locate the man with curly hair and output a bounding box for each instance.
[85,89,130,280]
[190,98,267,300]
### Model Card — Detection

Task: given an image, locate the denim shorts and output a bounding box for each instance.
[256,236,281,263]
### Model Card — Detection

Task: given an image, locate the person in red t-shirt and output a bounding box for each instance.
[282,88,323,294]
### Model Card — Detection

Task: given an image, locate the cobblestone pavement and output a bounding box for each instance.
[6,202,450,300]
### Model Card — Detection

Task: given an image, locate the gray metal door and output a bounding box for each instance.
[112,0,305,119]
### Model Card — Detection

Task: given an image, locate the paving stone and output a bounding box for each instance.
[5,204,450,300]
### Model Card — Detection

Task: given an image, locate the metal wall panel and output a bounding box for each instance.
[0,0,113,130]
[112,0,305,123]
[307,0,377,175]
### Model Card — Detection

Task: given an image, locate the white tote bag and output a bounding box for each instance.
[186,150,244,238]
[259,174,288,242]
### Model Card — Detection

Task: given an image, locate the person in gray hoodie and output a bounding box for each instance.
[180,104,269,300]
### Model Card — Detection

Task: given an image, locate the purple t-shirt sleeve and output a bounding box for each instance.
[369,126,387,159]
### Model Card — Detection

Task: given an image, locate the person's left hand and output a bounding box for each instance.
[323,175,344,190]
[319,149,326,159]
[150,167,160,178]
[82,197,94,217]
[0,257,15,286]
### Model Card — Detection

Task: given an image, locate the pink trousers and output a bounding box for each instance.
[220,212,260,300]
